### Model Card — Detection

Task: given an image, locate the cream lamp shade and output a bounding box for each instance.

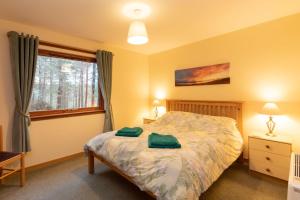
[127,21,148,45]
[261,102,280,115]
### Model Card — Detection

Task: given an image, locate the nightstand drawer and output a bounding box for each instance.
[249,137,291,156]
[250,159,289,180]
[249,149,290,169]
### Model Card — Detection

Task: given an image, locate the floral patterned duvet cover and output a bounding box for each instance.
[86,111,243,200]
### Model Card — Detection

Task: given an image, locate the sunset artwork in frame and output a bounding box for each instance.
[175,63,230,86]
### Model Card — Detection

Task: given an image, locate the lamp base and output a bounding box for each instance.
[266,116,276,137]
[266,132,276,137]
[154,106,158,119]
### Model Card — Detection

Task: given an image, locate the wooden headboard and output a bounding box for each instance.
[166,100,243,134]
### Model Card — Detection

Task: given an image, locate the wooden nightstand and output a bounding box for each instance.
[143,117,157,124]
[248,134,292,181]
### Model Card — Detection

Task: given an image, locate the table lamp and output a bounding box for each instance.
[261,102,280,137]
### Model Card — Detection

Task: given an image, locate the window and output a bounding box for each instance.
[30,48,104,120]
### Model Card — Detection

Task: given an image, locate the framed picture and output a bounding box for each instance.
[175,63,230,86]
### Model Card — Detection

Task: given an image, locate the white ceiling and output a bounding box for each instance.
[0,0,300,54]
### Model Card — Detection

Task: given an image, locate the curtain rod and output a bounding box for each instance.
[39,40,97,55]
[39,40,114,56]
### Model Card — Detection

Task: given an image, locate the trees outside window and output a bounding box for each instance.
[30,51,103,120]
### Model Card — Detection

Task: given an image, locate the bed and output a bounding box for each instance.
[86,100,243,200]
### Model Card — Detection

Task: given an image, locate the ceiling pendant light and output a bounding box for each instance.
[123,3,151,45]
[127,21,148,45]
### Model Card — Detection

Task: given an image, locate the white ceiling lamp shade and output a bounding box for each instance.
[123,3,151,45]
[127,21,148,45]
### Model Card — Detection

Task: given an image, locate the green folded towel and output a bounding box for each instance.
[119,127,142,133]
[115,127,143,137]
[148,133,181,148]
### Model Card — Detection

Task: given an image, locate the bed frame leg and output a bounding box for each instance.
[88,150,95,174]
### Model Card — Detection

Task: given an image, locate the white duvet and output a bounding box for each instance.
[86,111,243,200]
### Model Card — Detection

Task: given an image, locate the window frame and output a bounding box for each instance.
[30,48,105,121]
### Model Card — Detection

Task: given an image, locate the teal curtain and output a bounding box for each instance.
[96,50,114,132]
[7,31,39,152]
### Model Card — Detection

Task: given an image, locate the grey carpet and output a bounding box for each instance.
[0,156,287,200]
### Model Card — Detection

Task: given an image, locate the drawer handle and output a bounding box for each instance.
[265,157,271,161]
[265,145,270,149]
[265,168,271,173]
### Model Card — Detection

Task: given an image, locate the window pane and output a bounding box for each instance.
[30,56,99,111]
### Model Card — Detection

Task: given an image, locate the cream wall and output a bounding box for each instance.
[149,13,300,158]
[0,19,149,166]
[1,13,300,166]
